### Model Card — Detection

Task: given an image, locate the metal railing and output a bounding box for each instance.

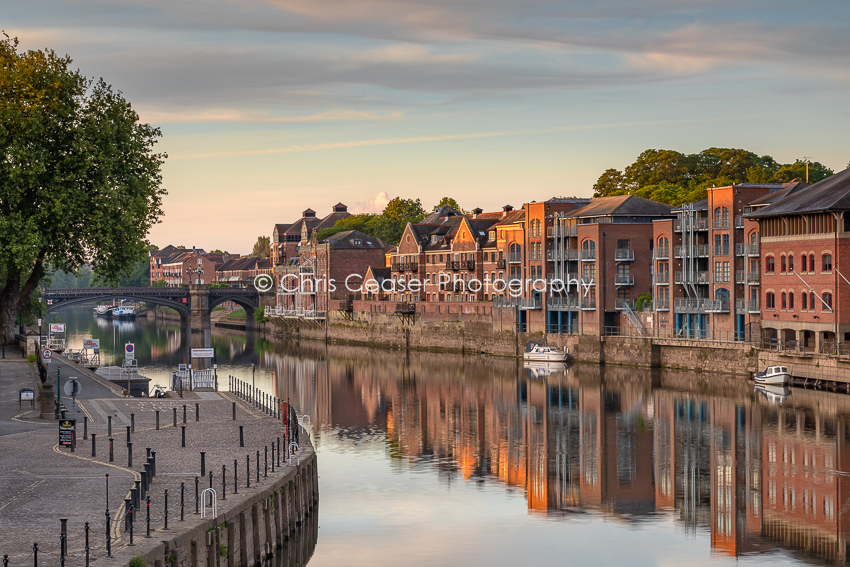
[713,246,730,256]
[614,299,635,310]
[614,274,635,286]
[735,299,759,313]
[507,254,522,263]
[674,218,708,231]
[674,244,709,258]
[654,273,669,285]
[734,216,744,228]
[675,271,709,284]
[735,271,760,284]
[549,296,580,310]
[702,299,731,313]
[492,296,542,309]
[653,246,669,260]
[735,243,759,256]
[496,259,507,268]
[462,260,475,270]
[579,251,596,261]
[445,261,460,270]
[614,249,634,261]
[579,298,596,310]
[654,299,670,311]
[601,326,758,344]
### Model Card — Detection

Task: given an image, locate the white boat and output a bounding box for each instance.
[523,341,570,362]
[112,305,136,319]
[753,365,791,385]
[755,384,790,405]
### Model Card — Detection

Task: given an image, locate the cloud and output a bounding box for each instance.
[137,108,403,124]
[350,191,391,214]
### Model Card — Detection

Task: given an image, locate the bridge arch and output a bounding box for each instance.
[44,288,191,316]
[208,293,259,314]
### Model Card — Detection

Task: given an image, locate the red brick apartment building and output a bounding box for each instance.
[271,203,351,268]
[652,183,795,340]
[149,246,223,286]
[748,169,850,352]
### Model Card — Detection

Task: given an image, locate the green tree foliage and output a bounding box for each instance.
[431,197,466,213]
[47,265,94,289]
[314,197,426,245]
[251,236,270,258]
[0,36,166,343]
[593,147,834,206]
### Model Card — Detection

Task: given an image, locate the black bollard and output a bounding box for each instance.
[109,437,114,462]
[156,410,160,430]
[200,451,206,477]
[183,404,187,424]
[264,446,268,478]
[271,443,275,472]
[173,407,177,427]
[181,425,186,448]
[256,451,260,483]
[124,498,132,531]
[130,413,135,433]
[246,455,251,488]
[151,451,157,476]
[180,482,185,521]
[133,481,141,508]
[277,437,281,467]
[164,489,169,530]
[195,403,199,422]
[84,521,90,566]
[194,476,199,515]
[107,415,112,437]
[234,459,238,494]
[126,425,131,446]
[83,416,88,440]
[91,433,96,457]
[222,465,226,500]
[143,464,149,496]
[60,518,67,557]
[232,402,236,421]
[128,505,134,546]
[105,511,111,557]
[239,425,244,447]
[127,442,133,467]
[146,496,151,538]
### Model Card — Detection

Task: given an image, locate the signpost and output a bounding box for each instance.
[125,343,135,363]
[83,339,100,350]
[42,348,52,365]
[190,348,215,358]
[19,389,34,409]
[59,419,76,448]
[49,323,65,333]
[64,378,81,418]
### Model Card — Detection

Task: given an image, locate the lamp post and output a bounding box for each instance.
[251,363,255,407]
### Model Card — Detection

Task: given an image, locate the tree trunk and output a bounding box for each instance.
[0,271,21,346]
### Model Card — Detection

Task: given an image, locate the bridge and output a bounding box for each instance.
[44,284,262,335]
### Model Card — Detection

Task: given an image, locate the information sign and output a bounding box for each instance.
[178,363,187,372]
[19,389,34,409]
[49,323,65,333]
[191,348,215,359]
[59,419,76,447]
[42,349,52,361]
[82,339,100,349]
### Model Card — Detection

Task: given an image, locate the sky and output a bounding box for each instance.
[5,0,850,253]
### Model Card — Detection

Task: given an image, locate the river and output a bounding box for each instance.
[47,305,850,566]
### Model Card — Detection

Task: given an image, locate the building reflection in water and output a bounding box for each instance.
[268,341,850,563]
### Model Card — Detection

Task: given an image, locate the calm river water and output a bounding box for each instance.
[49,305,850,566]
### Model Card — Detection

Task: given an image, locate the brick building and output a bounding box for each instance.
[271,204,351,268]
[149,246,225,286]
[748,169,850,352]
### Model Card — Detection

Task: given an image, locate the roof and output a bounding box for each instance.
[493,209,525,227]
[365,266,391,280]
[748,170,850,218]
[747,181,808,208]
[568,195,672,218]
[322,230,387,250]
[313,210,351,232]
[421,206,463,224]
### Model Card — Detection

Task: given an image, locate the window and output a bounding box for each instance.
[802,255,807,272]
[781,292,787,310]
[766,292,775,309]
[823,254,833,272]
[823,292,833,311]
[781,255,786,272]
[582,239,596,258]
[810,293,815,310]
[809,254,815,272]
[789,292,794,310]
[766,256,775,273]
[802,293,808,310]
[788,255,794,272]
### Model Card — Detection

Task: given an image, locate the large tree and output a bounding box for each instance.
[251,235,270,257]
[0,36,166,343]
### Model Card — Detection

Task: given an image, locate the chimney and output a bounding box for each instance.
[502,205,513,218]
[472,207,483,219]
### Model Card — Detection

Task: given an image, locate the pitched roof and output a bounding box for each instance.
[747,181,808,208]
[323,230,387,250]
[568,195,672,218]
[747,170,850,218]
[421,206,462,224]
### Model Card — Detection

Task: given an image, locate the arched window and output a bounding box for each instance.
[716,288,730,309]
[809,254,814,272]
[801,255,807,272]
[766,292,775,309]
[765,256,775,273]
[789,292,794,309]
[750,232,758,246]
[823,254,833,272]
[810,293,815,309]
[582,239,596,259]
[823,292,833,310]
[781,292,787,309]
[781,255,786,272]
[802,293,808,310]
[714,206,730,228]
[509,243,521,261]
[788,255,794,272]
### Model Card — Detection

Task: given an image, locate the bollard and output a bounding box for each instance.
[133,481,141,508]
[146,496,151,538]
[277,437,281,467]
[151,451,157,476]
[107,415,112,437]
[70,431,75,453]
[234,459,238,494]
[164,489,169,530]
[109,437,114,462]
[246,455,251,488]
[195,403,199,422]
[200,451,206,477]
[60,518,67,557]
[194,476,199,515]
[130,413,135,433]
[271,443,275,472]
[91,433,96,457]
[156,410,160,430]
[208,471,213,508]
[264,446,268,478]
[128,505,134,546]
[181,425,186,448]
[256,451,260,483]
[83,416,88,440]
[105,511,111,557]
[222,465,226,500]
[180,482,185,521]
[146,447,151,462]
[124,498,132,531]
[84,521,90,567]
[143,464,149,496]
[239,425,244,447]
[126,425,131,446]
[60,533,66,565]
[173,407,177,427]
[232,402,236,421]
[128,442,133,467]
[183,404,187,424]
[33,543,38,566]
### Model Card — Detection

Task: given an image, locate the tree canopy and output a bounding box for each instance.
[593,147,834,206]
[432,197,466,214]
[251,236,270,258]
[0,36,166,342]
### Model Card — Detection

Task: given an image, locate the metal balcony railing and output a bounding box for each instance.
[462,260,475,270]
[507,254,522,263]
[614,299,635,310]
[713,246,730,257]
[654,299,670,311]
[445,261,460,270]
[579,251,596,261]
[674,271,709,284]
[674,298,705,313]
[735,299,759,313]
[549,296,580,310]
[734,216,744,228]
[579,298,596,310]
[703,299,731,313]
[496,259,506,268]
[653,246,669,260]
[654,273,669,285]
[614,249,634,261]
[614,274,635,286]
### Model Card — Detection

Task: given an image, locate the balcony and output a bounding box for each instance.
[507,254,522,264]
[614,249,634,261]
[653,246,669,260]
[674,244,709,258]
[547,226,577,237]
[674,271,709,285]
[736,299,760,313]
[674,298,705,313]
[703,299,731,313]
[407,262,418,272]
[462,260,475,270]
[674,218,709,232]
[747,243,759,257]
[655,299,670,311]
[391,264,403,273]
[445,261,460,271]
[614,274,635,286]
[579,299,596,310]
[496,259,506,269]
[734,216,744,228]
[654,273,670,285]
[549,296,580,311]
[492,296,542,310]
[579,251,596,262]
[614,299,635,311]
[395,302,416,314]
[712,218,730,229]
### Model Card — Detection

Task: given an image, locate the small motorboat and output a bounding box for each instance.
[755,384,790,405]
[523,341,570,362]
[112,305,136,319]
[753,365,791,385]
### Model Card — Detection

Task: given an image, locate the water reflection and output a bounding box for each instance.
[270,343,850,564]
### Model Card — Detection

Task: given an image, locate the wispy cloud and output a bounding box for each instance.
[138,108,402,124]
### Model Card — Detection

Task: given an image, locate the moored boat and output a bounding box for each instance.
[753,365,791,385]
[112,305,136,319]
[755,384,790,405]
[523,341,570,362]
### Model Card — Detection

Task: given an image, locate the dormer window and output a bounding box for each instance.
[353,239,362,246]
